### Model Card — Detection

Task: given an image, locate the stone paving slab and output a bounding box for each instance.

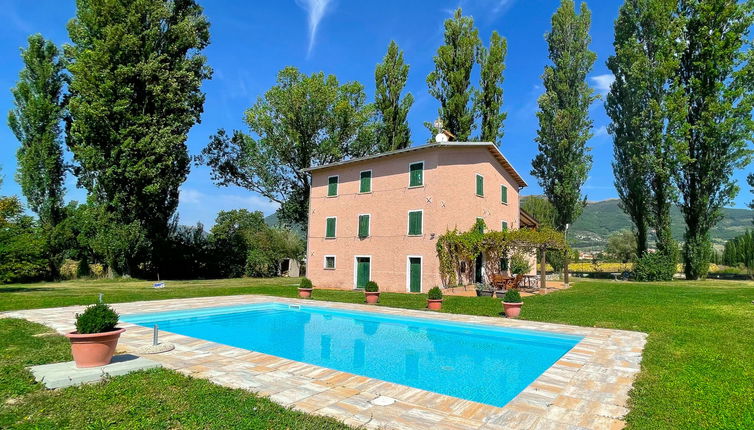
[4,295,647,429]
[29,354,161,389]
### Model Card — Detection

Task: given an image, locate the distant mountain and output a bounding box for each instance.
[525,197,752,251]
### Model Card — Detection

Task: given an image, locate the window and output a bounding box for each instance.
[502,221,508,231]
[409,162,424,187]
[358,214,370,238]
[327,176,338,197]
[500,258,509,272]
[325,217,336,238]
[360,170,372,193]
[501,184,508,204]
[408,210,423,235]
[476,174,484,196]
[476,217,485,233]
[324,255,336,269]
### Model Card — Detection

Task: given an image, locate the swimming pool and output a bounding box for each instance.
[123,303,582,407]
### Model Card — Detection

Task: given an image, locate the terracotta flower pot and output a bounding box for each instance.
[298,287,313,298]
[66,328,125,368]
[365,291,380,304]
[427,299,443,310]
[502,302,523,318]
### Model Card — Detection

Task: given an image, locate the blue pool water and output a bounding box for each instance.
[122,303,581,406]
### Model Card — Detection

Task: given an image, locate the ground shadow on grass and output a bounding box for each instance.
[0,287,55,293]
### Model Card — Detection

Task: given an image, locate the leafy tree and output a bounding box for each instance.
[531,0,597,232]
[8,34,66,227]
[531,0,597,283]
[374,41,413,152]
[605,230,637,263]
[0,180,47,283]
[200,67,376,228]
[476,31,507,143]
[749,173,754,217]
[521,196,556,229]
[426,8,481,141]
[606,0,685,266]
[721,230,754,278]
[65,0,212,275]
[673,0,754,279]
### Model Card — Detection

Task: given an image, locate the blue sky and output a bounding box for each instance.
[1,0,751,227]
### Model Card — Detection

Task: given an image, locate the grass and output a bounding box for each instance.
[1,277,753,428]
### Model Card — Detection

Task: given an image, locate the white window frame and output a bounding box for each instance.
[408,161,425,188]
[353,255,372,289]
[405,255,423,293]
[325,216,337,239]
[323,255,336,270]
[359,169,373,193]
[406,209,424,236]
[357,213,371,238]
[327,175,339,197]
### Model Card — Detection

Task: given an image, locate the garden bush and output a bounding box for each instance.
[509,252,532,275]
[634,252,675,282]
[75,303,120,334]
[502,289,522,303]
[364,281,379,292]
[427,286,443,300]
[299,277,312,289]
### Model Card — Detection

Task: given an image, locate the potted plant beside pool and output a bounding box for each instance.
[66,303,125,368]
[502,289,523,318]
[427,286,444,310]
[298,277,313,298]
[364,281,380,304]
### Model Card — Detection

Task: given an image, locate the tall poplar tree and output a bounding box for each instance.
[374,41,413,152]
[476,31,507,144]
[65,0,212,275]
[531,0,597,231]
[606,0,685,264]
[8,34,66,228]
[674,0,754,279]
[427,8,480,141]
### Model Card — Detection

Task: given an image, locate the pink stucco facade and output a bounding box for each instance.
[305,143,527,293]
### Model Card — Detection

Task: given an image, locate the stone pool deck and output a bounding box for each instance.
[4,295,647,430]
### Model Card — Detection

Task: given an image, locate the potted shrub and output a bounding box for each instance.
[364,281,380,304]
[298,277,313,298]
[66,303,125,368]
[427,286,444,310]
[475,282,493,297]
[501,289,523,318]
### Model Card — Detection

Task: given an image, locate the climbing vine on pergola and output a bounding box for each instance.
[436,221,567,287]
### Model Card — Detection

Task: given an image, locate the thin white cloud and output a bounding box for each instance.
[296,0,333,57]
[590,74,615,96]
[594,125,609,138]
[178,187,280,227]
[491,0,515,15]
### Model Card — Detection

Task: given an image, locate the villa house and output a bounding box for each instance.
[303,142,536,293]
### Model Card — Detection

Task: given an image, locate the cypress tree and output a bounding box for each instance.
[476,31,508,144]
[374,41,413,152]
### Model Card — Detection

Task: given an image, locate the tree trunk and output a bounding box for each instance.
[539,248,547,289]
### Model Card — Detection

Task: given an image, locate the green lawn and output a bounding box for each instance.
[1,277,753,429]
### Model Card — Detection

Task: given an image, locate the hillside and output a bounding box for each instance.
[565,199,752,250]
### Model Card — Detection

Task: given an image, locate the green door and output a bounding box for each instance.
[356,257,370,288]
[409,258,421,293]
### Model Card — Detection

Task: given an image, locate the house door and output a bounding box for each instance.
[356,257,371,288]
[474,254,483,283]
[409,257,421,293]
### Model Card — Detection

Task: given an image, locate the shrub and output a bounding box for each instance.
[60,259,79,280]
[502,289,522,303]
[299,277,313,289]
[75,303,120,334]
[364,281,379,292]
[89,263,105,278]
[427,286,443,300]
[509,252,532,275]
[634,252,675,282]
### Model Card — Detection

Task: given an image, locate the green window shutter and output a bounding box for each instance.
[408,211,422,235]
[360,171,371,193]
[409,163,423,187]
[476,218,485,233]
[476,175,484,196]
[358,214,370,238]
[328,176,338,196]
[502,221,508,231]
[500,258,509,271]
[326,218,336,238]
[501,185,508,204]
